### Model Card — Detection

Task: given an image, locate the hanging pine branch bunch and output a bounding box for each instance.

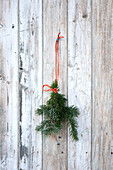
[36,80,80,141]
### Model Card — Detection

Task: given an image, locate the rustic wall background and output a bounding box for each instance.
[0,0,113,170]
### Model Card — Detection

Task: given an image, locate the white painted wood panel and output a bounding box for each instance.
[0,0,19,169]
[43,0,68,169]
[68,0,91,169]
[92,0,113,169]
[19,0,42,169]
[0,0,112,170]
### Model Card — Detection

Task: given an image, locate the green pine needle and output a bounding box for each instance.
[36,80,80,141]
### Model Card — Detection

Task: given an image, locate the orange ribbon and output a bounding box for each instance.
[55,32,64,83]
[42,32,64,93]
[42,84,58,93]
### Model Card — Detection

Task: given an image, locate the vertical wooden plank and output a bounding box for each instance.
[68,0,91,169]
[19,0,42,169]
[92,0,113,169]
[43,0,68,169]
[0,0,19,169]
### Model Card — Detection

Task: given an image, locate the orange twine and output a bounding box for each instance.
[42,32,64,93]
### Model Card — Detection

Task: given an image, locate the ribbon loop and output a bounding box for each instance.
[55,32,64,83]
[42,84,58,93]
[42,32,64,93]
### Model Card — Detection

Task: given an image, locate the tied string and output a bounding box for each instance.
[42,32,64,93]
[55,32,64,83]
[42,84,58,93]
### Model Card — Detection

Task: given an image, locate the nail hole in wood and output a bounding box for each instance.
[59,136,61,139]
[61,151,63,154]
[82,14,88,19]
[12,24,15,28]
[57,142,60,145]
[111,152,113,154]
[86,152,88,154]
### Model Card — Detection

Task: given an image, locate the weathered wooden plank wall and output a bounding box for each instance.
[0,0,19,169]
[92,0,113,170]
[68,0,91,169]
[43,0,68,170]
[19,0,42,169]
[0,0,113,170]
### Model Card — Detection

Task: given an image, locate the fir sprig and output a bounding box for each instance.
[36,80,80,141]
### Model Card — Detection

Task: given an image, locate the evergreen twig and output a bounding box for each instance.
[36,80,80,141]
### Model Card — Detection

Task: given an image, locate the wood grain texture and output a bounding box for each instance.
[92,0,113,169]
[43,0,68,169]
[68,0,91,169]
[0,0,19,169]
[0,0,113,169]
[19,0,42,169]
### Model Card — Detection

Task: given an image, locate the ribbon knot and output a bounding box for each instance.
[42,84,58,93]
[56,32,64,41]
